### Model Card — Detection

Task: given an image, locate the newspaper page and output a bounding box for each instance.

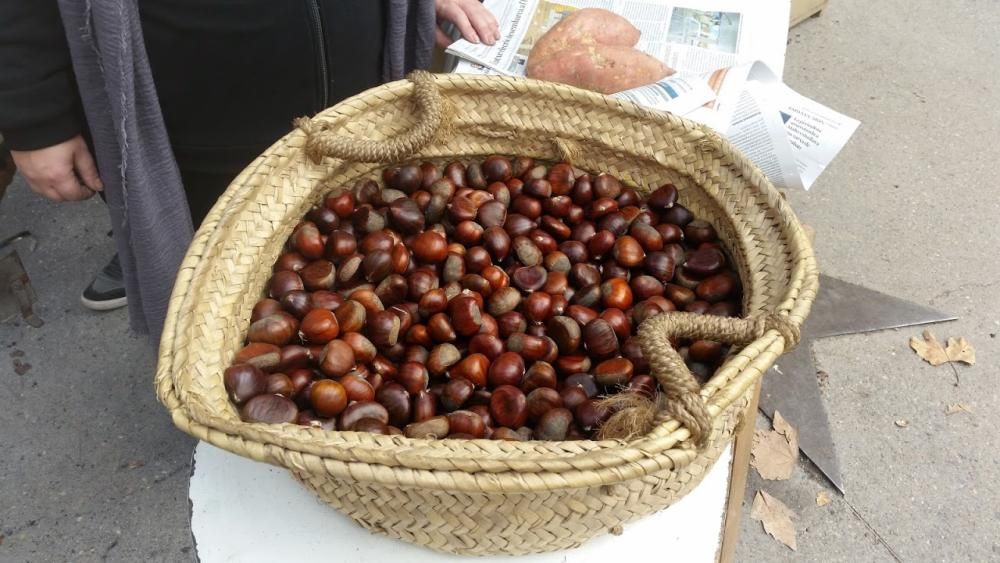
[776,86,861,189]
[613,74,717,115]
[688,62,859,189]
[724,80,804,190]
[447,0,789,78]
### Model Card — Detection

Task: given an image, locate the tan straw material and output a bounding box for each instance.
[156,71,818,555]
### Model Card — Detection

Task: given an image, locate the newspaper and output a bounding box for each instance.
[447,0,790,78]
[446,0,859,190]
[684,62,860,190]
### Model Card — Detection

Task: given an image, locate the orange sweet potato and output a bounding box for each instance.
[527,44,673,95]
[529,8,641,62]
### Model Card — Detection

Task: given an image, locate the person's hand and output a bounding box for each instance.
[435,0,500,48]
[10,135,103,202]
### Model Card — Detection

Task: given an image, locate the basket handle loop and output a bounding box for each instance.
[296,70,445,164]
[636,311,800,445]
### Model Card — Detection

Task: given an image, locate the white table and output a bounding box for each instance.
[190,442,733,562]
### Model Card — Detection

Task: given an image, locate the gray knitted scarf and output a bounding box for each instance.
[56,0,435,341]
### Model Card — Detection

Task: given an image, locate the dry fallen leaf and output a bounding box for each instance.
[910,330,976,366]
[944,337,976,365]
[751,490,797,550]
[894,419,909,428]
[944,403,972,415]
[816,491,831,507]
[751,411,799,480]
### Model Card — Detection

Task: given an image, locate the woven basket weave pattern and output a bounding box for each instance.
[156,73,817,555]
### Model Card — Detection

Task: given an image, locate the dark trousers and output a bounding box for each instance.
[138,0,387,228]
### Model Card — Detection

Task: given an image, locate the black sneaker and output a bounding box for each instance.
[81,254,127,311]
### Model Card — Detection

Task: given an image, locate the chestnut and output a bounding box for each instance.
[535,408,573,441]
[441,377,475,412]
[300,308,340,344]
[526,387,563,424]
[366,309,401,348]
[310,379,348,418]
[334,300,366,334]
[292,222,324,259]
[339,401,389,431]
[696,273,736,303]
[428,343,461,376]
[319,340,356,377]
[234,343,281,372]
[468,334,504,360]
[247,312,298,347]
[490,385,528,429]
[447,410,487,438]
[647,184,678,210]
[224,364,268,405]
[242,394,299,424]
[582,319,619,358]
[448,295,483,337]
[600,278,633,310]
[522,361,558,393]
[353,418,389,434]
[575,399,612,431]
[488,352,525,388]
[411,231,449,263]
[483,226,512,260]
[611,235,645,268]
[405,416,450,439]
[269,271,305,300]
[376,383,411,427]
[452,353,490,387]
[684,246,725,277]
[594,357,634,387]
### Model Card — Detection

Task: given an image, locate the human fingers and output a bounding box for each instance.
[461,0,500,44]
[73,143,103,192]
[440,2,479,44]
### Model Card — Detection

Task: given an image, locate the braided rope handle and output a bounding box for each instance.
[636,311,801,445]
[296,70,445,164]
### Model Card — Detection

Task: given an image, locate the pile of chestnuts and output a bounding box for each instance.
[225,156,741,441]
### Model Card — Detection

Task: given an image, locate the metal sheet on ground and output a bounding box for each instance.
[759,274,956,493]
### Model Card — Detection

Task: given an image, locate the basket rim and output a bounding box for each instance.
[156,73,818,490]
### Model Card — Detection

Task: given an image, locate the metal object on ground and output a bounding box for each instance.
[760,274,957,493]
[0,231,43,327]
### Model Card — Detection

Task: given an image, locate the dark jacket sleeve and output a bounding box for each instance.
[0,0,84,151]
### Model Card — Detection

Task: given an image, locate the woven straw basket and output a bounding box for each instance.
[156,72,818,555]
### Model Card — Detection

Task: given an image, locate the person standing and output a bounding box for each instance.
[0,0,498,335]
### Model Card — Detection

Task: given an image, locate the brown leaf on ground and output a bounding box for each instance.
[944,337,976,365]
[752,411,799,480]
[910,330,976,366]
[944,403,972,415]
[751,490,797,550]
[816,491,832,507]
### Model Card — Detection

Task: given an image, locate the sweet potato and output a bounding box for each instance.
[526,44,673,95]
[529,8,640,63]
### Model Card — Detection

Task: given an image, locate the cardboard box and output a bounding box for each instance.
[791,0,827,27]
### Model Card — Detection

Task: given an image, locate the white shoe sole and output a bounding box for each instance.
[80,294,128,311]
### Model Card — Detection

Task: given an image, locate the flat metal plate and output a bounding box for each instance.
[805,275,957,338]
[759,275,957,493]
[760,344,843,492]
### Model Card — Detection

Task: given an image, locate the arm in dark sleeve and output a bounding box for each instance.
[0,0,84,151]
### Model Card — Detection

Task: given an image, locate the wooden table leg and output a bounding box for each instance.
[716,380,762,563]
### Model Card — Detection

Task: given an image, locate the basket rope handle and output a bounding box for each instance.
[295,70,445,164]
[634,311,801,445]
